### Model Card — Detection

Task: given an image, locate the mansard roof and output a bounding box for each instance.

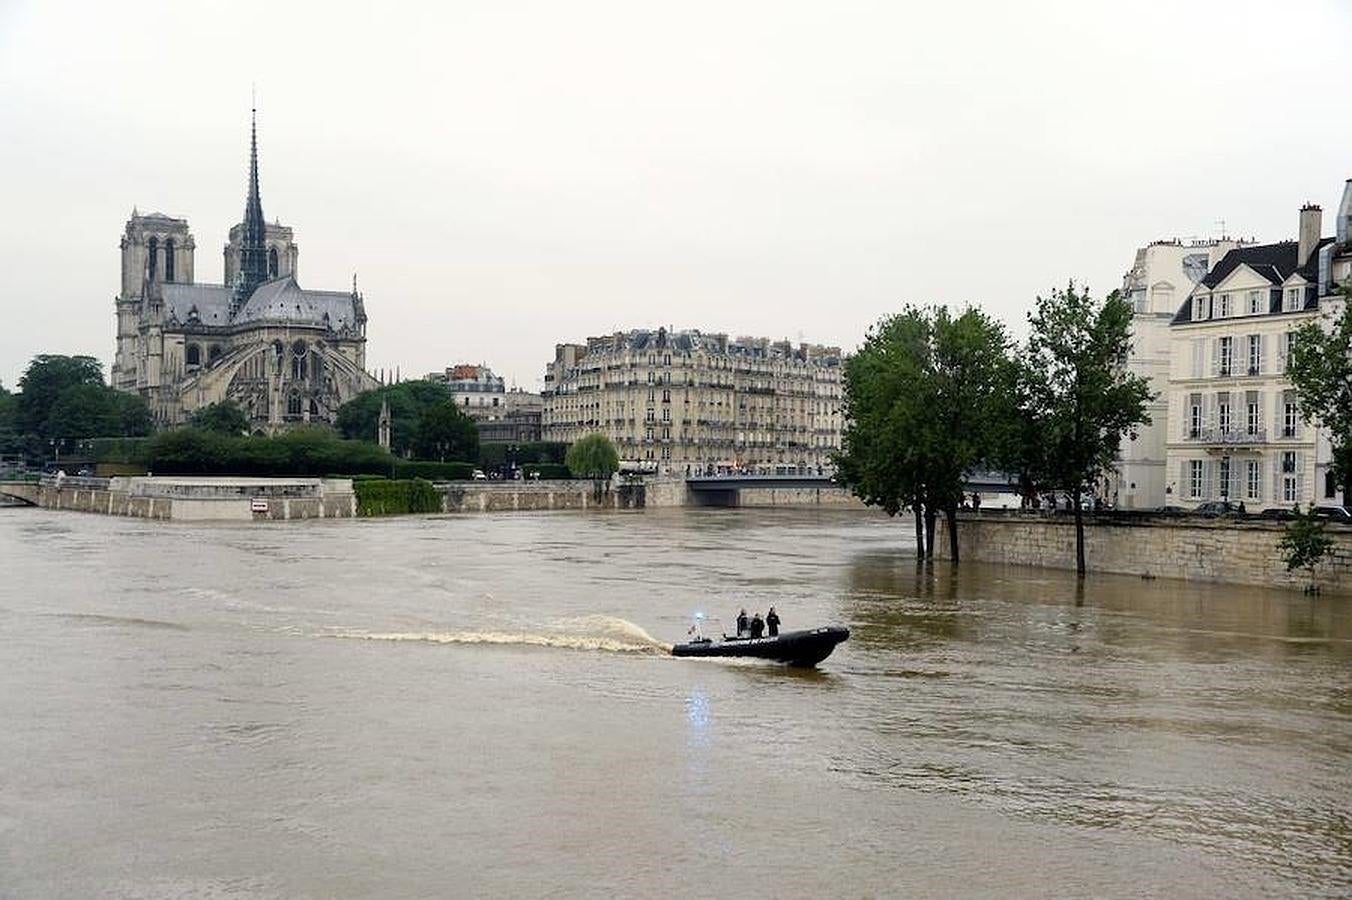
[1198,239,1330,288]
[1171,238,1332,324]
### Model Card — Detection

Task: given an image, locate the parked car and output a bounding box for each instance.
[1194,500,1246,517]
[471,469,487,480]
[1255,507,1298,521]
[1312,505,1352,522]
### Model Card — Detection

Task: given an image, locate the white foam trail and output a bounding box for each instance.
[329,616,673,655]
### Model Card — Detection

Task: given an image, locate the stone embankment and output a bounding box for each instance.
[937,511,1352,594]
[0,475,358,520]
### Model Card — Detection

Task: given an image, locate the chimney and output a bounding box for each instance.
[1298,203,1322,266]
[1338,179,1352,245]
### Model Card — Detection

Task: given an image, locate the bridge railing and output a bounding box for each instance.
[38,474,112,490]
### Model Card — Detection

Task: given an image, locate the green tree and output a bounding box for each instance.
[336,381,454,456]
[189,400,251,435]
[0,383,20,456]
[565,432,619,499]
[836,306,1015,561]
[1021,283,1153,576]
[16,355,104,437]
[1287,289,1352,507]
[412,401,479,462]
[1278,508,1335,593]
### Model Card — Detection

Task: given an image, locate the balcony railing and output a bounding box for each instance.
[1183,425,1267,444]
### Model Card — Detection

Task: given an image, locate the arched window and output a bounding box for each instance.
[147,237,158,280]
[309,399,320,418]
[208,344,223,364]
[185,344,201,367]
[268,247,279,278]
[291,341,307,380]
[287,392,302,418]
[164,239,176,282]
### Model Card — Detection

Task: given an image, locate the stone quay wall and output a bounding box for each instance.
[2,476,356,521]
[936,512,1352,594]
[437,480,643,513]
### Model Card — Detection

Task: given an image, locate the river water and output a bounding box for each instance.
[1,506,1348,898]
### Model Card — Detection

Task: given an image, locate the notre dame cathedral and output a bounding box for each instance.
[111,111,379,432]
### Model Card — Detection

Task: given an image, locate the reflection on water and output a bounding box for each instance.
[0,506,1348,897]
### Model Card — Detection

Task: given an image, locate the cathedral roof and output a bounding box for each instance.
[160,275,362,332]
[232,274,361,329]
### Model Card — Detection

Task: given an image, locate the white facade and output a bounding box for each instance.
[1164,194,1352,510]
[1112,238,1244,508]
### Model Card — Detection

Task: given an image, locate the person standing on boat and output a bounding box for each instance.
[766,607,780,637]
[749,612,765,639]
[735,609,749,637]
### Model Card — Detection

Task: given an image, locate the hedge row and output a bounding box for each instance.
[523,463,571,479]
[355,478,443,516]
[391,460,476,481]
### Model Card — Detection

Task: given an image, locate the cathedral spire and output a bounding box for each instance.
[234,104,269,304]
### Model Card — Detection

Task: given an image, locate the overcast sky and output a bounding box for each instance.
[2,0,1350,392]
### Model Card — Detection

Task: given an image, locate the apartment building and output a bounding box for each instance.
[542,328,842,474]
[1165,188,1352,509]
[1111,237,1246,508]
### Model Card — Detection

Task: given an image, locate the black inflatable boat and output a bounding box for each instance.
[670,626,849,668]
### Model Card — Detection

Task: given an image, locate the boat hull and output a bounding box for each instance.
[670,626,849,668]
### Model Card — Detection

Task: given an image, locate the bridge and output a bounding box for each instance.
[0,479,43,505]
[683,472,1019,507]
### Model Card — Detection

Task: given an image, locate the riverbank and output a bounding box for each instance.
[937,511,1352,595]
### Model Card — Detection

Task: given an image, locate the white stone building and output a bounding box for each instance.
[426,364,543,442]
[110,112,377,431]
[1164,187,1352,510]
[1111,238,1246,508]
[542,328,842,474]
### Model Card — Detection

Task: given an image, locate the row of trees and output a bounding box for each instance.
[836,284,1152,576]
[1,355,153,460]
[335,381,479,463]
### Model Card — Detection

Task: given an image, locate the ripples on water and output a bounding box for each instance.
[0,507,1348,898]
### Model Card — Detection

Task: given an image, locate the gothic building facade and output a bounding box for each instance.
[111,112,378,432]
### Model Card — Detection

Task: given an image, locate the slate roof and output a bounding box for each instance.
[1171,238,1332,324]
[159,275,362,332]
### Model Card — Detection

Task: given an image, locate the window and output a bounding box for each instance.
[1247,290,1262,315]
[1189,460,1204,499]
[647,371,654,383]
[1285,288,1302,312]
[1192,295,1209,321]
[147,236,158,279]
[185,344,201,367]
[164,239,176,282]
[268,247,279,278]
[287,392,302,417]
[1246,335,1261,375]
[1328,471,1339,500]
[1282,393,1298,439]
[1281,453,1299,503]
[1218,293,1232,317]
[1218,456,1232,498]
[1217,393,1231,434]
[1246,460,1261,500]
[1278,331,1292,373]
[1217,336,1233,376]
[661,408,670,422]
[645,408,655,422]
[662,389,670,403]
[1245,391,1261,436]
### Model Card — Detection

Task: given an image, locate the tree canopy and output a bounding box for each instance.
[412,400,479,462]
[566,433,619,484]
[9,355,153,456]
[1287,289,1352,506]
[336,381,478,461]
[1020,284,1153,575]
[189,400,251,436]
[836,305,1014,559]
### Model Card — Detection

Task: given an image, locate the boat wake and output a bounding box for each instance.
[328,615,673,656]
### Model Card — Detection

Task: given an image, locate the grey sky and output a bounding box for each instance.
[2,0,1350,392]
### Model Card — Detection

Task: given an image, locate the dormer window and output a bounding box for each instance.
[1246,290,1262,315]
[1217,293,1232,318]
[1192,294,1209,321]
[1284,288,1303,312]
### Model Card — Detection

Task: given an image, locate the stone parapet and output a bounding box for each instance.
[936,512,1352,594]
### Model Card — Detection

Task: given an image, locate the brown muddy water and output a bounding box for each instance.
[1,506,1348,898]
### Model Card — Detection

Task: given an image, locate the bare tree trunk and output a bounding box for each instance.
[924,505,936,560]
[946,505,959,563]
[1072,489,1086,577]
[913,506,925,559]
